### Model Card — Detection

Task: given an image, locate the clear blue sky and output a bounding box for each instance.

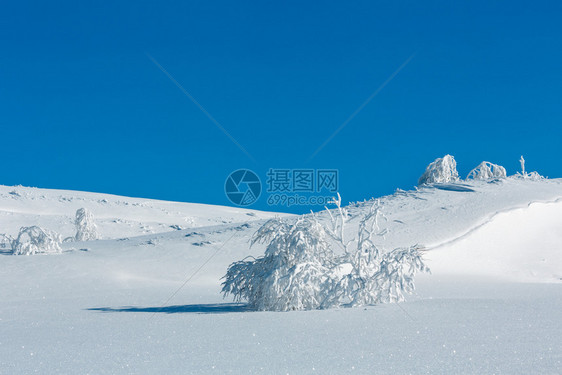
[2,1,561,213]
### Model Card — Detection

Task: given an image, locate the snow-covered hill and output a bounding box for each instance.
[345,178,562,282]
[0,185,281,239]
[1,179,561,374]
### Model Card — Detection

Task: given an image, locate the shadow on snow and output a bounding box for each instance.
[88,303,250,314]
[432,184,475,192]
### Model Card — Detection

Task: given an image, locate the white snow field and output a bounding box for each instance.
[1,179,562,374]
[0,185,277,239]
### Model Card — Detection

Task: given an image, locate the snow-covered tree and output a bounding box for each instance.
[222,217,334,311]
[522,171,545,181]
[0,233,14,250]
[320,197,428,308]
[75,208,99,241]
[12,226,62,255]
[222,196,430,311]
[466,161,507,180]
[418,155,460,185]
[367,245,429,303]
[514,155,544,181]
[319,198,386,307]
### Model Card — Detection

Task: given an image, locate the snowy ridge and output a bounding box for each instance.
[343,178,562,250]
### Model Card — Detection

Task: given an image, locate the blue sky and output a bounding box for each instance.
[2,1,562,213]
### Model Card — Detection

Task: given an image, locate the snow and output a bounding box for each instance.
[428,199,562,282]
[0,185,279,239]
[1,179,562,374]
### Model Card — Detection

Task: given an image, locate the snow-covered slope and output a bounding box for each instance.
[343,178,562,282]
[0,185,280,239]
[347,178,562,250]
[428,199,562,282]
[1,179,561,374]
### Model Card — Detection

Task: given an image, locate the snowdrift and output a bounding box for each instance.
[429,199,562,282]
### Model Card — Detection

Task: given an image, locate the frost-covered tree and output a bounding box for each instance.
[418,155,460,185]
[319,197,385,307]
[75,208,99,241]
[367,245,429,303]
[12,226,62,255]
[320,197,428,308]
[0,233,14,250]
[222,195,430,311]
[466,161,507,180]
[222,217,334,311]
[513,155,545,181]
[523,171,544,180]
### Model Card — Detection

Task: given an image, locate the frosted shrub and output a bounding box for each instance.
[222,195,430,311]
[514,155,545,181]
[0,234,14,250]
[367,245,429,303]
[320,198,428,308]
[467,161,507,180]
[12,226,62,255]
[522,171,545,181]
[418,155,460,185]
[222,217,334,311]
[75,208,99,241]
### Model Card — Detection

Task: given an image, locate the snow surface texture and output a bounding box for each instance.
[1,180,562,374]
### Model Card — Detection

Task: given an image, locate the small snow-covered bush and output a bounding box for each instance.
[467,161,507,180]
[75,208,99,241]
[12,226,62,255]
[0,234,14,250]
[222,195,430,311]
[222,217,334,311]
[520,171,545,181]
[513,155,545,181]
[418,155,459,185]
[320,198,428,308]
